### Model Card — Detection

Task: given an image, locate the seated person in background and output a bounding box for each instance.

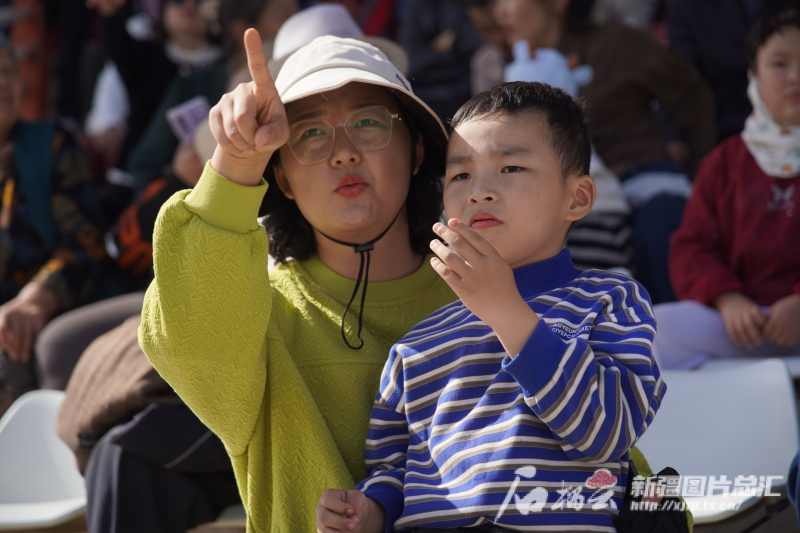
[654,2,800,370]
[465,0,511,96]
[494,0,716,304]
[668,0,785,142]
[87,0,223,174]
[0,38,106,415]
[316,82,666,533]
[125,0,299,192]
[398,0,484,123]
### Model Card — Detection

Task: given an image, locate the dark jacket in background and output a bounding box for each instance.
[667,0,779,142]
[559,23,716,177]
[398,0,483,124]
[126,61,227,191]
[101,1,178,169]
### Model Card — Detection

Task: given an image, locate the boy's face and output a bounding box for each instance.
[444,112,593,269]
[756,26,800,126]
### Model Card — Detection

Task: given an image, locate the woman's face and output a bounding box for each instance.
[162,0,209,46]
[756,26,800,126]
[0,51,23,135]
[274,83,423,244]
[494,0,563,48]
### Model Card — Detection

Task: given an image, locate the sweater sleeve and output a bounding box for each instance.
[669,148,746,305]
[139,162,271,457]
[502,279,663,464]
[356,345,408,533]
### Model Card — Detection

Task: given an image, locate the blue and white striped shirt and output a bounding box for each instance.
[356,250,665,532]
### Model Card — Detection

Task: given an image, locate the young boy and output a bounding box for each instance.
[316,82,665,533]
[654,3,800,370]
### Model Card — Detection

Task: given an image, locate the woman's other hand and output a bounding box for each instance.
[209,28,289,186]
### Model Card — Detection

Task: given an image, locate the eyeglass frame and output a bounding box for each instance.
[285,105,404,165]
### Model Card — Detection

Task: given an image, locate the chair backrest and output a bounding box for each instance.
[0,390,85,503]
[635,359,800,485]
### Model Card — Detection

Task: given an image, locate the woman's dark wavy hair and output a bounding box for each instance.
[259,93,444,265]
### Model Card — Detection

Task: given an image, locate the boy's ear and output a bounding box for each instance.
[274,161,295,200]
[565,174,595,222]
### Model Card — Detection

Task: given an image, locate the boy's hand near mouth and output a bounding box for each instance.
[430,218,540,357]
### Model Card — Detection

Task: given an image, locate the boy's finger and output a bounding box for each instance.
[447,219,500,258]
[433,222,481,262]
[319,492,354,516]
[244,29,275,92]
[431,257,464,287]
[430,239,467,277]
[317,508,358,531]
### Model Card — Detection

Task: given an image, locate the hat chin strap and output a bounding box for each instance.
[317,207,404,350]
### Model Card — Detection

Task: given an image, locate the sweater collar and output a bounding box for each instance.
[297,253,443,304]
[513,249,581,299]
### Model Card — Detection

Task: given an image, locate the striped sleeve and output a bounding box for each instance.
[502,279,663,464]
[356,345,409,533]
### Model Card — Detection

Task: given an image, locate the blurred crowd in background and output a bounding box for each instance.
[0,0,797,530]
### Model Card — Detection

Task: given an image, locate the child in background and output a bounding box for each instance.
[316,81,665,533]
[654,2,800,370]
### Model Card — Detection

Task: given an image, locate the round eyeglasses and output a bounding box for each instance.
[287,105,402,165]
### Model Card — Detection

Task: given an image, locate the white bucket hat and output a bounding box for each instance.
[195,35,447,173]
[268,3,408,77]
[274,35,447,171]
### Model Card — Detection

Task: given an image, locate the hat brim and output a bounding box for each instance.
[280,66,448,175]
[269,36,409,78]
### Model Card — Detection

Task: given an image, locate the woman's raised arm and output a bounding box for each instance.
[139,30,284,457]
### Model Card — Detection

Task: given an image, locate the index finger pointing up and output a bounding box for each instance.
[244,28,274,91]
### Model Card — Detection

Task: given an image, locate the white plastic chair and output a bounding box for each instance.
[700,355,800,379]
[0,390,86,530]
[635,359,800,525]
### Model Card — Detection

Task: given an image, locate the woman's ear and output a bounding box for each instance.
[273,162,295,200]
[413,136,424,176]
[566,174,595,222]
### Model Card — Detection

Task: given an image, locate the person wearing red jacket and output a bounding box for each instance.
[654,2,800,370]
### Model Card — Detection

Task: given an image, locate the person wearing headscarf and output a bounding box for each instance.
[654,2,800,369]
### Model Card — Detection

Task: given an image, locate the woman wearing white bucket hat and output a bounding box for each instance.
[139,28,454,533]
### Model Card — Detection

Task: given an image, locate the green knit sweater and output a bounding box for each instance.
[139,164,457,533]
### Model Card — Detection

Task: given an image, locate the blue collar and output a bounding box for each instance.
[512,249,581,299]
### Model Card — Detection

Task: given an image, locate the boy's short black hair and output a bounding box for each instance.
[450,81,591,178]
[747,1,800,70]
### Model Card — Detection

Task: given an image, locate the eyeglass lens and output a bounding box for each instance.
[288,106,396,164]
